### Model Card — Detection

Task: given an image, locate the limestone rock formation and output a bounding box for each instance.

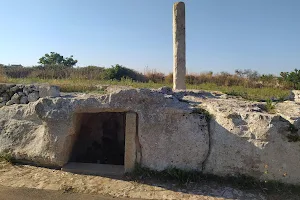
[0,88,209,171]
[289,90,300,103]
[183,93,300,185]
[1,85,300,185]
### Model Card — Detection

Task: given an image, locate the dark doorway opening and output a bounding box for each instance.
[70,112,125,165]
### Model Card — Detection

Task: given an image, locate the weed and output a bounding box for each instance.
[131,163,159,179]
[191,108,213,122]
[131,164,198,184]
[265,99,276,114]
[0,153,15,164]
[164,168,199,184]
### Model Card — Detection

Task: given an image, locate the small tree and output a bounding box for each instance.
[62,55,78,67]
[280,69,300,89]
[38,52,78,67]
[235,69,260,80]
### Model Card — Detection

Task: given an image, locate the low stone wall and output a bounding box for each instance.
[0,83,60,107]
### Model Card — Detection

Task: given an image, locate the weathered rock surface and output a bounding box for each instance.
[158,86,173,95]
[1,86,300,185]
[38,85,60,98]
[195,97,300,185]
[20,96,28,104]
[0,93,9,103]
[10,93,20,104]
[165,88,300,185]
[289,90,300,103]
[0,89,209,171]
[27,92,39,102]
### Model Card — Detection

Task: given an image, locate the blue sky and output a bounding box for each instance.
[0,0,299,75]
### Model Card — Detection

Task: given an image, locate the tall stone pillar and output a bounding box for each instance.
[173,2,186,90]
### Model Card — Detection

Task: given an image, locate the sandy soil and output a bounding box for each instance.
[0,185,139,200]
[0,161,289,200]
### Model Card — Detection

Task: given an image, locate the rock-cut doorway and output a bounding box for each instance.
[63,111,137,176]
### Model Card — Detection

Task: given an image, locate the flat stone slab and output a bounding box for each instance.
[62,162,124,177]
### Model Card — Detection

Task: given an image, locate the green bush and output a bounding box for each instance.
[29,65,71,79]
[280,69,300,89]
[102,64,146,82]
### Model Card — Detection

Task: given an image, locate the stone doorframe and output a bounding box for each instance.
[124,112,138,173]
[66,110,138,173]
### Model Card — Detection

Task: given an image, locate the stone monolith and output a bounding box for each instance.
[173,2,186,90]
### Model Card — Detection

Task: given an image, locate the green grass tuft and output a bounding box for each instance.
[0,153,15,164]
[265,99,276,114]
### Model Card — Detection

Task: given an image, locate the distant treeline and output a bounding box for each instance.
[0,64,299,89]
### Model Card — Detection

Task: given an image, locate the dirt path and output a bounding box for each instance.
[0,185,137,200]
[0,161,294,200]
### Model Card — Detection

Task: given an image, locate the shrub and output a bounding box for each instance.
[2,65,33,78]
[102,64,146,82]
[265,99,276,114]
[28,65,71,79]
[165,73,173,84]
[280,69,300,89]
[69,66,105,80]
[144,68,165,83]
[0,66,7,82]
[235,69,260,80]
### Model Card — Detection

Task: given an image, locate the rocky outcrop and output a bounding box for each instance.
[0,88,209,170]
[289,90,300,103]
[0,84,60,107]
[182,91,300,185]
[0,86,300,185]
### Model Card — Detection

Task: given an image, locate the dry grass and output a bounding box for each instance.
[0,68,7,82]
[188,83,289,101]
[0,66,291,101]
[144,68,165,83]
[4,77,290,101]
